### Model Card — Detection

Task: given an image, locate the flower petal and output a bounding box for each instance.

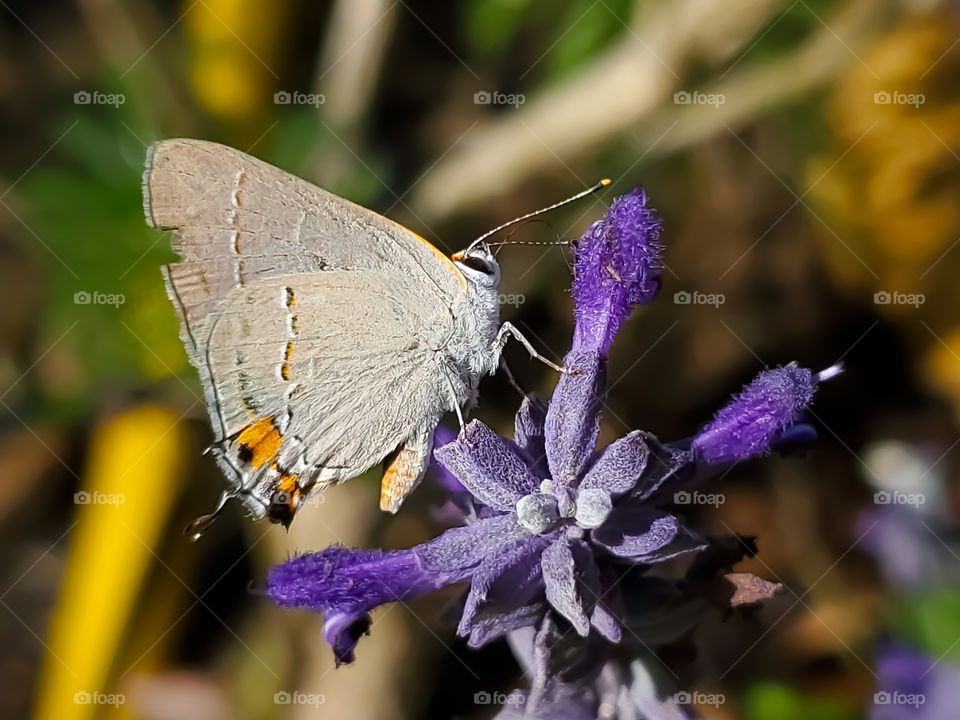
[591,565,623,643]
[466,603,547,648]
[692,363,821,466]
[324,612,371,666]
[632,434,695,503]
[580,430,650,495]
[572,187,663,354]
[541,538,598,636]
[545,351,606,488]
[435,421,540,510]
[459,534,551,636]
[415,512,528,582]
[431,425,467,495]
[515,394,549,476]
[636,527,708,564]
[592,509,679,559]
[590,602,621,643]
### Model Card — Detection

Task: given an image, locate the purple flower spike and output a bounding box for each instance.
[692,363,843,466]
[267,547,429,665]
[572,187,663,354]
[268,513,527,664]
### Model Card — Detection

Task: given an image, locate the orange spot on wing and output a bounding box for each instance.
[277,473,299,499]
[237,417,282,470]
[281,341,293,381]
[237,417,272,446]
[380,446,422,513]
[267,473,301,527]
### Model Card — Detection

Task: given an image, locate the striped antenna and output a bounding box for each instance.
[460,178,610,256]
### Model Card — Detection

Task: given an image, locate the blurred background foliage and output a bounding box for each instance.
[1,0,959,718]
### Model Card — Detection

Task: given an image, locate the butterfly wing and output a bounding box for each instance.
[144,138,466,437]
[143,139,468,520]
[202,270,454,520]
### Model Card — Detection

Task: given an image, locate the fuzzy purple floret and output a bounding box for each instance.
[267,547,428,664]
[572,187,663,354]
[267,547,425,612]
[692,364,817,466]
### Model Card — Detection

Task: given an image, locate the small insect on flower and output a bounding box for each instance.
[267,186,841,665]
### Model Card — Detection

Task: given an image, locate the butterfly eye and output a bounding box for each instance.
[459,254,495,275]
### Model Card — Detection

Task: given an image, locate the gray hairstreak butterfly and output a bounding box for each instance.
[142,139,607,536]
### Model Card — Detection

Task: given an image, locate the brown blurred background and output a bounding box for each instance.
[1,0,960,718]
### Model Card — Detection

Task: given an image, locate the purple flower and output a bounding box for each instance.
[692,363,843,466]
[267,514,525,665]
[572,187,662,354]
[267,187,836,664]
[871,642,960,719]
[494,616,693,720]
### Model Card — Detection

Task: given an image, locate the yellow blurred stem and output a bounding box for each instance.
[33,405,186,720]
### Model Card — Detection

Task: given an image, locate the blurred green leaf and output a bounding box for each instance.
[267,109,387,205]
[897,588,960,662]
[540,0,632,81]
[743,683,856,720]
[732,0,838,65]
[16,95,185,409]
[465,0,533,55]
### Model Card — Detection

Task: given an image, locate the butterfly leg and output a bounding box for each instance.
[440,370,469,436]
[453,401,466,434]
[499,356,527,398]
[495,322,572,374]
[380,425,434,513]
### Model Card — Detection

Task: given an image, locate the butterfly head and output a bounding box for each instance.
[452,244,500,288]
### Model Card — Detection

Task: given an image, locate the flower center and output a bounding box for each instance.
[515,493,560,535]
[574,487,612,529]
[516,485,614,534]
